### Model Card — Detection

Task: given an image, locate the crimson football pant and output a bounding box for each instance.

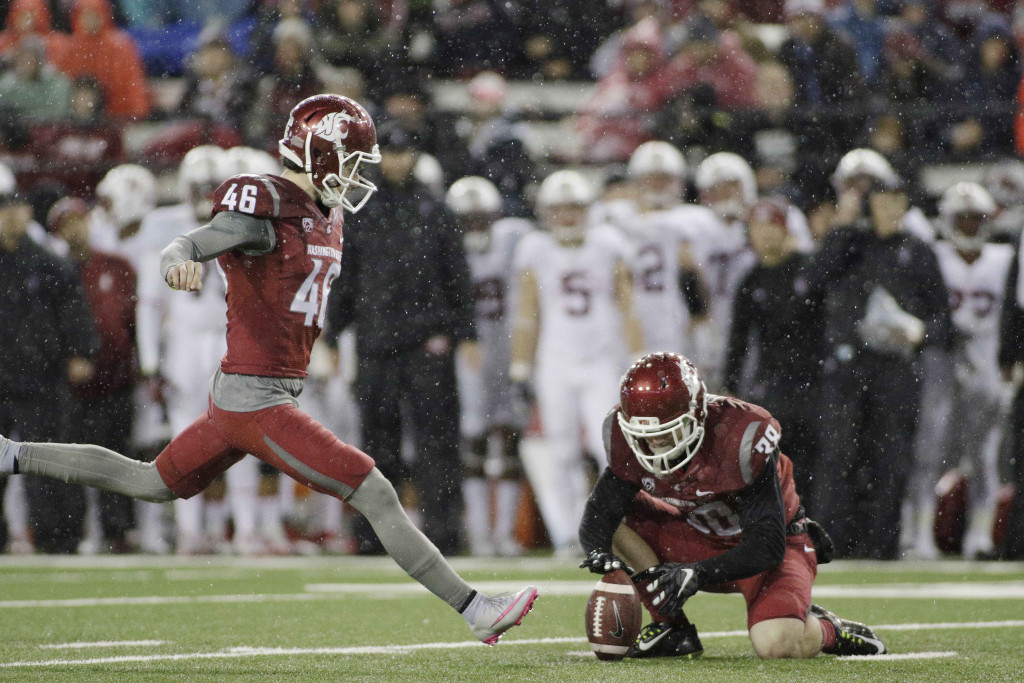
[626,493,817,629]
[156,401,375,501]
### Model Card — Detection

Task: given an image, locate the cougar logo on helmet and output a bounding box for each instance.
[314,110,358,142]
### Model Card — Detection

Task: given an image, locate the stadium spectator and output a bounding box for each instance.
[22,75,124,196]
[829,0,887,85]
[447,71,535,217]
[432,0,523,77]
[0,36,71,122]
[248,0,314,77]
[577,18,684,162]
[178,28,255,139]
[325,123,476,557]
[945,14,1020,159]
[50,0,150,120]
[778,0,867,154]
[662,12,761,111]
[589,0,675,80]
[0,166,97,554]
[518,0,620,80]
[899,0,967,85]
[249,18,323,148]
[0,0,65,59]
[49,197,139,554]
[315,0,401,76]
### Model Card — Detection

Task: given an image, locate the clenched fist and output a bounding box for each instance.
[166,261,204,292]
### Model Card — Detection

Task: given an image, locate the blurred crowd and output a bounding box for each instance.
[2,0,1024,561]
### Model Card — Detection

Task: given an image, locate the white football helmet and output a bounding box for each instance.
[447,176,501,252]
[984,160,1024,207]
[446,176,502,215]
[179,146,233,220]
[225,146,280,176]
[831,148,899,193]
[939,182,996,253]
[96,164,157,228]
[536,170,595,242]
[695,152,756,221]
[628,141,686,209]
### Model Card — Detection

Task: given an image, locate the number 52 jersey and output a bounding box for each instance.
[212,173,345,378]
[605,395,802,546]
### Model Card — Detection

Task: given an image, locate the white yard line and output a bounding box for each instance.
[837,651,958,662]
[0,623,1010,668]
[40,640,167,650]
[4,580,1024,610]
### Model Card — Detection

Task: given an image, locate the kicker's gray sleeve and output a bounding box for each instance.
[160,211,275,280]
[346,468,474,611]
[17,442,176,503]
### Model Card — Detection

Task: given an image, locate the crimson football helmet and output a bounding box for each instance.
[618,352,708,477]
[278,94,381,213]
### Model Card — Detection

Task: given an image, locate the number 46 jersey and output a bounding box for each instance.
[605,395,802,546]
[212,173,345,378]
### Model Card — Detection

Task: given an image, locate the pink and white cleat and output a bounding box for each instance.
[468,586,539,645]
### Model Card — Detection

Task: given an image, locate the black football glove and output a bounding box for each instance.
[579,549,634,576]
[633,563,704,618]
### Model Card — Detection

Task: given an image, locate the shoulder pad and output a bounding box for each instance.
[212,175,284,219]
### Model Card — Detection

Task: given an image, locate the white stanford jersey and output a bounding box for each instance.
[614,203,710,354]
[514,223,633,364]
[680,211,756,365]
[934,241,1013,390]
[460,218,533,432]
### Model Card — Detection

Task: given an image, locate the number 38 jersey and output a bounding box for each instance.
[605,395,802,546]
[212,174,344,378]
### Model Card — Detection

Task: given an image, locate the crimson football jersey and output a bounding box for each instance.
[606,395,802,547]
[212,174,345,378]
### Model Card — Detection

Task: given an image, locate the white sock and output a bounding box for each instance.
[462,477,490,551]
[460,591,489,623]
[206,499,229,541]
[494,480,520,544]
[174,496,204,537]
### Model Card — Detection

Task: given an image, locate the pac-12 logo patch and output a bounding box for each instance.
[302,217,314,234]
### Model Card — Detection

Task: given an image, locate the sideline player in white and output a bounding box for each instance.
[92,164,172,553]
[619,141,713,356]
[446,176,533,557]
[909,182,1012,559]
[510,169,644,556]
[137,146,279,555]
[688,152,759,389]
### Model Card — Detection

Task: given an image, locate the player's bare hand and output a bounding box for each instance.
[166,261,204,292]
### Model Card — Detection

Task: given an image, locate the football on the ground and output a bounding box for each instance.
[584,569,642,661]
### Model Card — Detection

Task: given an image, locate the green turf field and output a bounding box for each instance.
[1,555,1022,681]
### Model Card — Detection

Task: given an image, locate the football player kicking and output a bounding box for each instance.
[578,352,885,659]
[0,94,537,645]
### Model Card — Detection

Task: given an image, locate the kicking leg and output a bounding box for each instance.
[236,402,538,645]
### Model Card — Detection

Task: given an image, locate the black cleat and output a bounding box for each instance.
[810,604,886,656]
[626,622,704,659]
